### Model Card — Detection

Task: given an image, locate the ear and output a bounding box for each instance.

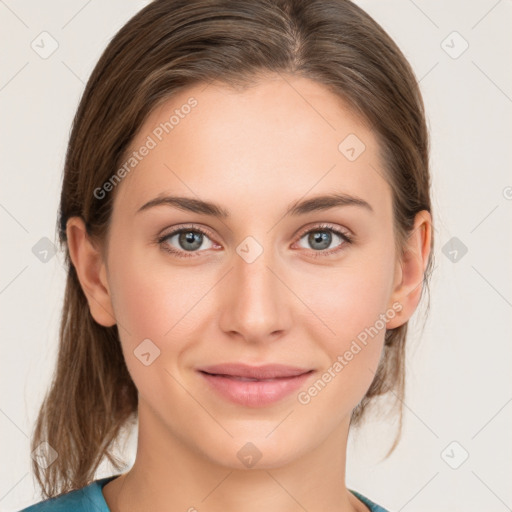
[66,217,116,327]
[386,210,432,329]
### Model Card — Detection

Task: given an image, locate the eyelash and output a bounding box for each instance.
[156,223,353,259]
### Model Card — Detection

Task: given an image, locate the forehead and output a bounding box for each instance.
[113,75,391,218]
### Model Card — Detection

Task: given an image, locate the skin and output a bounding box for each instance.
[67,74,431,512]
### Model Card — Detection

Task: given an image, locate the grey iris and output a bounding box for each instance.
[309,230,331,250]
[179,231,203,251]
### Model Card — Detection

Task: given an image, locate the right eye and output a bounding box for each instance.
[157,225,218,258]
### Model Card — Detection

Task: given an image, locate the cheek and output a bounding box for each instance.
[107,251,205,400]
[111,270,168,339]
[107,242,193,351]
[304,249,395,342]
[296,278,390,413]
[296,243,395,398]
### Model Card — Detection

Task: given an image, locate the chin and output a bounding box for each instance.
[201,433,307,471]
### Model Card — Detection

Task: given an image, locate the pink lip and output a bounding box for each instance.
[197,363,314,407]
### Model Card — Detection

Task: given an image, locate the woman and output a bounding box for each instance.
[19,1,434,511]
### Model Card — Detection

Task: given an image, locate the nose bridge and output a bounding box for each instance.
[219,233,290,341]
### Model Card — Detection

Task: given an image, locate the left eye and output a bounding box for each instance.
[157,224,352,258]
[295,225,352,256]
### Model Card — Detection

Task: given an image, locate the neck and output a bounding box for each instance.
[103,400,368,512]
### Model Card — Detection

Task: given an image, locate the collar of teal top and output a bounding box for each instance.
[91,476,390,512]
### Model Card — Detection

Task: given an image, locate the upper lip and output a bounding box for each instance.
[197,363,313,379]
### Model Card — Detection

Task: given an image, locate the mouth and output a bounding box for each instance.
[199,372,305,382]
[196,364,315,407]
[196,363,313,380]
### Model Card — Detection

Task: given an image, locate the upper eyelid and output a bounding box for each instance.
[160,223,216,241]
[296,223,351,239]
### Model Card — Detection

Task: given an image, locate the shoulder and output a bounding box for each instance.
[16,476,116,512]
[350,489,393,512]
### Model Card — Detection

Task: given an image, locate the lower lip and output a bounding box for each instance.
[198,371,314,407]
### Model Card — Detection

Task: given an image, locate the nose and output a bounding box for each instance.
[217,237,292,344]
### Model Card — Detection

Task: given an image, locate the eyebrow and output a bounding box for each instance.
[136,192,374,218]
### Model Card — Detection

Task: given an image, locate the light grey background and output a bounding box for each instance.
[1,1,511,511]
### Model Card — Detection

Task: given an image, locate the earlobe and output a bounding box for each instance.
[66,217,116,327]
[386,210,432,329]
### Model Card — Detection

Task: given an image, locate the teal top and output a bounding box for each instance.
[18,475,391,511]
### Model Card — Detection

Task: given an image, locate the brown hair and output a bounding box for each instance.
[30,0,434,499]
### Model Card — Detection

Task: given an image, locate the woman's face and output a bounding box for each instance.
[94,75,413,469]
